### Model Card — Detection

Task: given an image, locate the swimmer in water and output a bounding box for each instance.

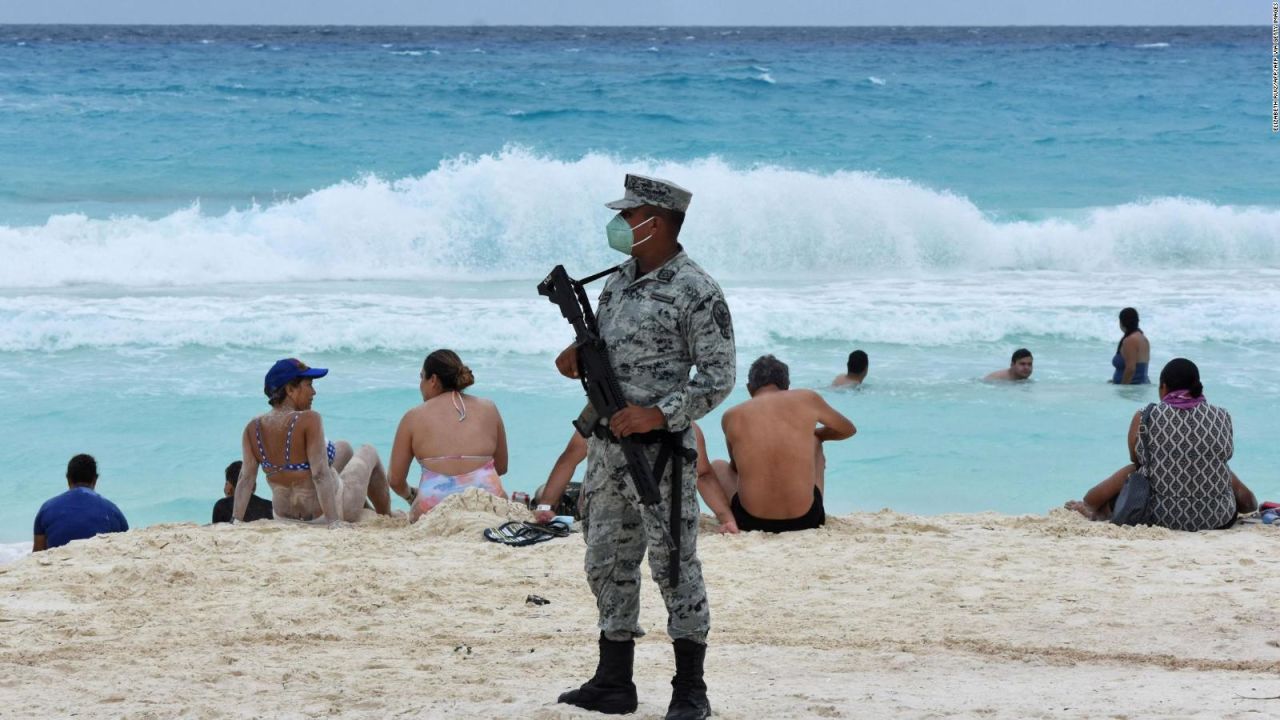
[831,349,868,388]
[985,348,1034,382]
[1111,307,1150,385]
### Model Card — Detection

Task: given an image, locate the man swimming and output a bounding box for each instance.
[985,348,1034,382]
[712,355,855,533]
[831,349,868,387]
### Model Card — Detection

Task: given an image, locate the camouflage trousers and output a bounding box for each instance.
[581,431,709,644]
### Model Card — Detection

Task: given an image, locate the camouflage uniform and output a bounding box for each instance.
[581,220,736,644]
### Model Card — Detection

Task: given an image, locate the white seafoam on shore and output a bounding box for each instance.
[0,542,27,565]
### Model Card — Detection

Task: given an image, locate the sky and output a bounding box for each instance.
[0,0,1267,26]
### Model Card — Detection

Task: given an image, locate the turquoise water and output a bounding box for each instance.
[1,26,1278,544]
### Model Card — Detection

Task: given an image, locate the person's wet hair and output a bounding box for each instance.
[225,460,242,486]
[1119,307,1140,334]
[747,354,790,392]
[423,349,475,391]
[66,454,97,486]
[1159,357,1203,398]
[847,350,868,375]
[1011,348,1032,364]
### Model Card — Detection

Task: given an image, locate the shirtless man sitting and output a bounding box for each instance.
[234,358,391,526]
[712,354,855,533]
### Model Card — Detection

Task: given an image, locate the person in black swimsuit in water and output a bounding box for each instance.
[1112,307,1150,384]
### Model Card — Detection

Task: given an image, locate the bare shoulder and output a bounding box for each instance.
[462,394,503,422]
[792,388,824,404]
[465,394,499,412]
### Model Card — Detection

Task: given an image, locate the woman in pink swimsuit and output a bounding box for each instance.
[387,349,509,521]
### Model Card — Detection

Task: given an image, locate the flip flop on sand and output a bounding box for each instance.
[482,521,572,546]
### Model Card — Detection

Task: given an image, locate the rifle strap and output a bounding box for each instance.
[651,431,699,589]
[578,263,623,286]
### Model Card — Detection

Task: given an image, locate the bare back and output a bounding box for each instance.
[722,389,835,518]
[240,409,330,519]
[402,393,508,476]
[1122,332,1150,364]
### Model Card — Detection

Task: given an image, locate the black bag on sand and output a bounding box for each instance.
[557,481,583,520]
[1112,403,1156,526]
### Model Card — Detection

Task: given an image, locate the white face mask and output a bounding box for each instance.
[606,214,656,254]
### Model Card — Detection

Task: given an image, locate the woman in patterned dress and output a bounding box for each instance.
[1066,358,1257,530]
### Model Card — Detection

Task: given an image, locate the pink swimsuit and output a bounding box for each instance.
[412,455,505,516]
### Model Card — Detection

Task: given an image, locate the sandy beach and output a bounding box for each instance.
[0,489,1277,719]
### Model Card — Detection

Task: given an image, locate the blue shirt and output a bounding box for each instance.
[33,486,129,549]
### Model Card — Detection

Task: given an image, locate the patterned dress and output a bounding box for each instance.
[1140,402,1236,531]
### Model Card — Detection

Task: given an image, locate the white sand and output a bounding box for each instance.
[1,489,1277,719]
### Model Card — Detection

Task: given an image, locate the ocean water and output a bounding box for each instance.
[1,25,1278,546]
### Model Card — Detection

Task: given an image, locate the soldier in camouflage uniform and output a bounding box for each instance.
[554,174,735,720]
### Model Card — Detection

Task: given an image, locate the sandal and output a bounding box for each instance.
[482,521,571,546]
[529,520,572,537]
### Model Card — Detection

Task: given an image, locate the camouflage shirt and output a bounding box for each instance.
[596,247,736,431]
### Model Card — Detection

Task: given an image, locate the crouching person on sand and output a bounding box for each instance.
[234,358,391,526]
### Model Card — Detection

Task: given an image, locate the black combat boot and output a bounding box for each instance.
[557,633,638,715]
[665,639,711,720]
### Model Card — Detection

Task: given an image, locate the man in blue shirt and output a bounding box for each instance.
[33,454,129,552]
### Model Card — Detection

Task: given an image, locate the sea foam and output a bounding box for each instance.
[1,148,1278,290]
[2,269,1278,354]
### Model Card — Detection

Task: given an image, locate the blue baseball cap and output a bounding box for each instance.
[264,358,328,395]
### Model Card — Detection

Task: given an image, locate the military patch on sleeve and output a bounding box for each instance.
[657,268,675,282]
[712,300,732,339]
[598,291,612,304]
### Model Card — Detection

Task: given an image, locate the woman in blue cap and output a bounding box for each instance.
[232,358,392,525]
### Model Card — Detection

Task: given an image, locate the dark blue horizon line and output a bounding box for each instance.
[0,23,1270,29]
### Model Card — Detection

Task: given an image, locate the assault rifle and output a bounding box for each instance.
[536,264,662,506]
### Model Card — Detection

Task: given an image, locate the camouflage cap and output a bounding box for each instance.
[604,174,692,213]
